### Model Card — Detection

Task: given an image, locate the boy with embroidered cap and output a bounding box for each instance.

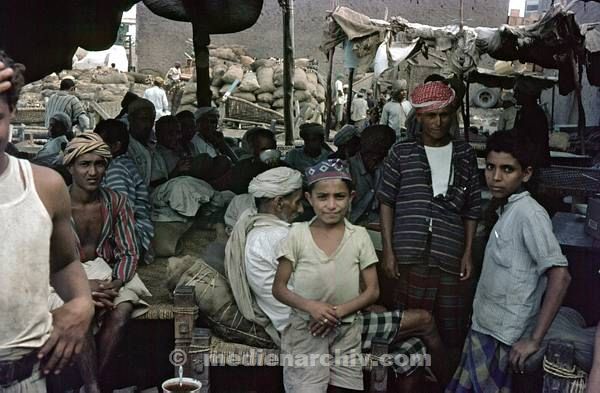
[273,159,379,393]
[446,129,571,392]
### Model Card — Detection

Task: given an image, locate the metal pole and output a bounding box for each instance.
[282,0,295,146]
[346,67,355,125]
[325,47,335,141]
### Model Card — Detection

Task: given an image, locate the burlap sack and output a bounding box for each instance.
[257,102,271,109]
[93,72,129,85]
[209,86,220,100]
[295,58,311,68]
[211,64,228,87]
[293,68,308,90]
[273,65,284,87]
[306,71,318,86]
[252,58,276,70]
[239,71,260,92]
[240,55,254,66]
[222,64,244,84]
[230,46,248,58]
[256,92,274,104]
[256,67,275,93]
[232,92,257,102]
[212,47,238,62]
[294,90,311,102]
[272,98,284,108]
[175,258,276,348]
[315,84,326,102]
[219,84,233,95]
[273,86,284,99]
[180,93,197,107]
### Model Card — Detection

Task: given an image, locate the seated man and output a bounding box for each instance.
[284,123,331,173]
[127,98,157,186]
[57,133,150,391]
[329,124,361,160]
[95,119,154,264]
[175,110,197,156]
[225,167,449,389]
[32,112,71,166]
[348,125,396,225]
[152,115,191,187]
[228,127,286,194]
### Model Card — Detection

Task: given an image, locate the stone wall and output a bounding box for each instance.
[137,0,510,74]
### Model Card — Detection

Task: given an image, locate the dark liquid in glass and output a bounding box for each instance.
[163,382,199,392]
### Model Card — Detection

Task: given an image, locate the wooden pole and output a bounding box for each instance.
[463,80,470,142]
[571,50,586,155]
[282,0,295,146]
[346,67,355,125]
[325,47,336,141]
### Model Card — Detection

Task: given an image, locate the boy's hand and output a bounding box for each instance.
[307,301,339,327]
[459,252,473,281]
[382,248,399,279]
[309,319,334,337]
[509,337,541,374]
[0,62,14,93]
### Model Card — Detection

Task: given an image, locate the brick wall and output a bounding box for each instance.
[137,0,510,74]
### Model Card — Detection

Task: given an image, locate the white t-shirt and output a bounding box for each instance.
[425,142,453,197]
[245,224,293,333]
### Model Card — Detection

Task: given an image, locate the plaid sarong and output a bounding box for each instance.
[445,329,512,393]
[361,311,428,376]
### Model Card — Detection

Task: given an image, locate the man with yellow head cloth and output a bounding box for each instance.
[378,81,481,374]
[61,133,150,391]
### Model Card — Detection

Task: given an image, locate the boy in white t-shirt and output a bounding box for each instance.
[273,159,379,393]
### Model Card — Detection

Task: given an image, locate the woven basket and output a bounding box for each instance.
[14,108,46,124]
[225,96,284,124]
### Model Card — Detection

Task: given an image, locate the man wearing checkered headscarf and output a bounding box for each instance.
[378,79,482,368]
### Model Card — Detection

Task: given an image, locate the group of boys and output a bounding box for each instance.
[1,48,599,393]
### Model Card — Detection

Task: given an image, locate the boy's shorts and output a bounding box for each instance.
[281,313,363,393]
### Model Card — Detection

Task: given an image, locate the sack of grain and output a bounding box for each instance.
[273,65,284,87]
[210,86,220,100]
[256,92,274,104]
[219,84,233,95]
[256,102,271,109]
[232,92,257,102]
[240,55,254,66]
[314,84,326,102]
[272,98,285,108]
[273,86,285,99]
[230,46,248,58]
[212,47,238,62]
[92,71,129,85]
[256,67,275,93]
[295,58,312,68]
[306,71,318,86]
[293,68,308,90]
[294,90,312,102]
[252,58,276,70]
[211,64,228,87]
[222,64,244,84]
[180,93,197,107]
[239,71,260,92]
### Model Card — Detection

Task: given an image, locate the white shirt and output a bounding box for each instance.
[351,97,368,121]
[425,142,453,197]
[190,134,218,158]
[167,67,182,82]
[245,224,292,332]
[143,86,169,120]
[335,80,345,105]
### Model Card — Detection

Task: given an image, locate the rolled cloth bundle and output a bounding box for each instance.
[248,167,303,198]
[63,132,112,166]
[409,81,456,114]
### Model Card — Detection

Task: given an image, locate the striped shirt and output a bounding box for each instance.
[75,188,140,282]
[102,153,154,253]
[44,91,90,129]
[377,139,481,274]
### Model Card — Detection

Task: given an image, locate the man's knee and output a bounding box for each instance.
[401,309,435,334]
[105,303,133,328]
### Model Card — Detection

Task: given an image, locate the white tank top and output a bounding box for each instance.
[0,155,53,360]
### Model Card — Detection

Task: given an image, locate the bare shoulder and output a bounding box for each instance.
[30,163,69,218]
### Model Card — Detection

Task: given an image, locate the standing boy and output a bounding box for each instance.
[273,159,380,393]
[446,129,571,392]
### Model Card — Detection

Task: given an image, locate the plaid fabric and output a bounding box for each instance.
[394,264,471,349]
[409,81,456,113]
[445,329,512,393]
[360,311,428,376]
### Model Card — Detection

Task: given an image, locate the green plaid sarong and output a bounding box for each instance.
[361,311,428,375]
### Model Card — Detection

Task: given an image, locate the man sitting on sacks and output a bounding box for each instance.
[49,133,150,392]
[224,167,450,389]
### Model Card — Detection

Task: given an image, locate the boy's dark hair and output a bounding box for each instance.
[175,110,195,123]
[60,78,75,91]
[94,119,129,152]
[361,125,396,154]
[0,51,25,111]
[485,128,533,169]
[306,178,354,194]
[247,127,276,146]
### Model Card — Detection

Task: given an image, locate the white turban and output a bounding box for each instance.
[248,167,302,198]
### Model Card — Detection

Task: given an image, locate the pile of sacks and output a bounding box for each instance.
[18,67,151,112]
[178,45,327,124]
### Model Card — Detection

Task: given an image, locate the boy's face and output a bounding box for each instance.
[0,99,14,156]
[68,152,107,193]
[306,179,354,226]
[485,151,532,199]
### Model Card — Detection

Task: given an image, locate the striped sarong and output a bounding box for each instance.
[445,329,512,393]
[361,310,428,376]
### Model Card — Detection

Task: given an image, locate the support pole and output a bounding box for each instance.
[281,0,295,146]
[324,47,335,141]
[184,0,211,108]
[551,84,556,130]
[463,79,470,142]
[346,67,355,125]
[571,50,586,155]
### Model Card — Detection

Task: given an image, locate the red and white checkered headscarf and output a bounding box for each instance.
[409,81,456,114]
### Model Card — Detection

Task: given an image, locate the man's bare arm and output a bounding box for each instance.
[33,165,94,374]
[460,219,477,280]
[509,266,571,373]
[380,203,399,278]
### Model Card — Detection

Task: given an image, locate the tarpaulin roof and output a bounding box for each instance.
[321,4,587,95]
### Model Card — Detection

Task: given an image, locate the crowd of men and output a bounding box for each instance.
[1,47,599,393]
